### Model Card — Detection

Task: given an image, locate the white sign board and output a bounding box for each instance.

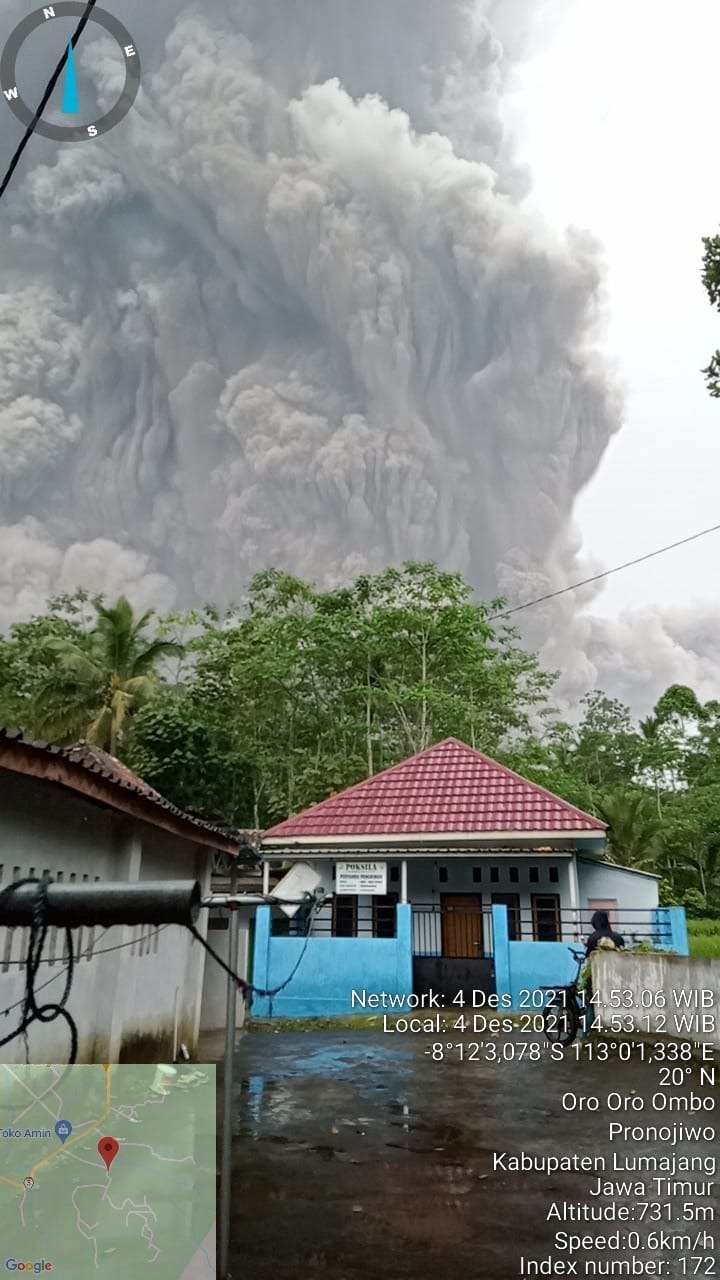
[335,861,387,895]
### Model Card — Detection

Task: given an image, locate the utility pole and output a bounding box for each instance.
[207,891,311,1280]
[219,906,240,1280]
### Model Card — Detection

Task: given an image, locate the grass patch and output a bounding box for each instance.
[688,918,720,959]
[689,934,720,959]
[688,917,720,934]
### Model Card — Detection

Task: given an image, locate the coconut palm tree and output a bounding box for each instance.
[30,597,184,756]
[595,788,666,871]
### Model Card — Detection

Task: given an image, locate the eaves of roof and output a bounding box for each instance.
[0,728,240,855]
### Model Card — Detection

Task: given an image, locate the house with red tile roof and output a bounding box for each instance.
[251,739,678,1019]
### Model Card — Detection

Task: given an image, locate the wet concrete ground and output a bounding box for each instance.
[225,1032,719,1280]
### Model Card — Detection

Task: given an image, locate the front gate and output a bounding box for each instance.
[412,900,495,1002]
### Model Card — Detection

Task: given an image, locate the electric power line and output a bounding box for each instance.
[0,878,78,1062]
[0,0,99,201]
[1,880,325,1061]
[188,893,324,1000]
[489,520,720,622]
[1,922,170,980]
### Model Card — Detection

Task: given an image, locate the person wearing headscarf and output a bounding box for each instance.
[585,909,625,956]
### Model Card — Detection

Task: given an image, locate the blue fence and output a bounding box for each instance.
[492,904,689,1009]
[250,902,689,1018]
[251,904,414,1018]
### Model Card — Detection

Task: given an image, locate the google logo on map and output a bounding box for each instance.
[4,1263,53,1273]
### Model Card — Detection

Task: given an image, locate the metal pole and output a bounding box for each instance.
[204,893,307,907]
[219,907,239,1280]
[568,857,581,940]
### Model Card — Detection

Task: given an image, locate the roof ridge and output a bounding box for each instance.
[263,736,606,840]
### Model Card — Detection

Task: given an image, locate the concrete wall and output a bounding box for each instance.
[285,855,576,945]
[251,904,413,1018]
[592,948,720,1048]
[491,904,581,1008]
[199,907,252,1031]
[0,771,213,1063]
[271,857,659,947]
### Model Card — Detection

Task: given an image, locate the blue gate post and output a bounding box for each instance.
[251,905,272,1017]
[655,906,690,956]
[396,904,413,1007]
[667,906,689,956]
[492,904,511,1004]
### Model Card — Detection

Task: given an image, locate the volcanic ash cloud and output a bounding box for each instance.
[0,0,627,696]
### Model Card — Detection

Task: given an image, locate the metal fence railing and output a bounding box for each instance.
[411,903,671,956]
[271,899,398,940]
[412,903,494,958]
[268,900,672,951]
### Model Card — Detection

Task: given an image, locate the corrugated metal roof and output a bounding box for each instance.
[263,737,606,841]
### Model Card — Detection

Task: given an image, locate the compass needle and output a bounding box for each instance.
[1,2,140,195]
[61,40,79,114]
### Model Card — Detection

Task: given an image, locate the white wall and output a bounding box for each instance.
[0,771,213,1064]
[577,857,659,944]
[199,908,252,1031]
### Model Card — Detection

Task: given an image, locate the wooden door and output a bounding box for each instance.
[441,895,483,958]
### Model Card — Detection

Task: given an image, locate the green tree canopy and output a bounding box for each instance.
[172,562,554,825]
[702,229,720,396]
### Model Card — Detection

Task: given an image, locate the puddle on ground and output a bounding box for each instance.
[235,1037,418,1140]
[230,1032,720,1280]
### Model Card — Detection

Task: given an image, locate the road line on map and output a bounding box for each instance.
[29,1065,112,1177]
[0,1066,114,1187]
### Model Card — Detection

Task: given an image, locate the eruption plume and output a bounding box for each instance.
[2,0,708,708]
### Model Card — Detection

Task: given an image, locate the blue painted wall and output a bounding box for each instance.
[506,940,582,1008]
[491,906,580,1007]
[655,906,689,954]
[251,904,414,1018]
[492,904,689,1009]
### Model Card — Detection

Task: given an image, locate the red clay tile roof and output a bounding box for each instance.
[263,738,606,842]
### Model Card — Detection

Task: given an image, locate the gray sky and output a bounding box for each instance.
[511,0,720,618]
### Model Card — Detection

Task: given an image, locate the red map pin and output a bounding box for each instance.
[98,1136,119,1172]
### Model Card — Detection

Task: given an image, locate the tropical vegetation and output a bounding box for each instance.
[0,562,719,914]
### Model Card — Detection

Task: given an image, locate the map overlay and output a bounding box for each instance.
[0,1063,216,1277]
